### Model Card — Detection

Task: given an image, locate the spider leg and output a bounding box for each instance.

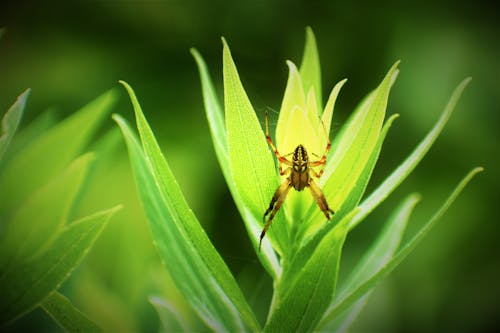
[308,135,331,177]
[309,168,324,179]
[307,178,335,220]
[260,179,292,250]
[265,111,293,168]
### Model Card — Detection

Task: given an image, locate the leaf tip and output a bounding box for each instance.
[304,26,317,43]
[190,48,206,72]
[11,88,31,110]
[459,77,472,90]
[470,166,484,176]
[111,113,122,122]
[409,192,422,204]
[221,36,229,51]
[118,79,131,91]
[190,47,200,60]
[285,59,300,74]
[333,78,348,92]
[388,113,400,122]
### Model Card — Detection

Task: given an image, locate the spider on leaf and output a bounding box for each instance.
[260,112,335,250]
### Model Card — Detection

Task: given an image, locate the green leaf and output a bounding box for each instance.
[350,78,472,230]
[150,296,190,333]
[0,89,117,213]
[0,153,94,267]
[319,193,420,330]
[0,206,119,325]
[41,291,101,333]
[321,78,347,141]
[114,82,260,332]
[222,38,289,255]
[0,89,30,161]
[299,26,322,109]
[320,62,399,214]
[191,49,280,277]
[265,210,358,332]
[302,113,400,239]
[284,113,400,294]
[2,109,56,165]
[276,61,306,156]
[319,167,482,324]
[190,49,227,169]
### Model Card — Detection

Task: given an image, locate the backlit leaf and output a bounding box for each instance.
[191,48,280,277]
[41,291,101,333]
[223,39,289,255]
[320,168,482,323]
[319,193,420,330]
[0,206,119,325]
[299,26,322,109]
[115,81,261,332]
[0,89,117,213]
[265,210,358,332]
[0,153,94,268]
[0,89,30,161]
[349,78,472,230]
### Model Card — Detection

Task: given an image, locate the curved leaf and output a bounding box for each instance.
[350,78,472,230]
[0,89,117,213]
[0,89,30,161]
[299,26,322,109]
[149,296,191,333]
[0,153,94,268]
[321,62,399,212]
[287,113,400,281]
[222,39,289,255]
[319,193,420,330]
[115,81,260,332]
[191,48,280,278]
[0,206,119,325]
[319,167,482,324]
[41,291,101,333]
[265,210,358,332]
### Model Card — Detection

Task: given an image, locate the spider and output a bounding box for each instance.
[260,112,335,250]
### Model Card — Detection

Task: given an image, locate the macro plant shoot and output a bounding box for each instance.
[113,28,482,332]
[0,26,482,333]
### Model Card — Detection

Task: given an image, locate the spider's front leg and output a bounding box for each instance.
[265,112,293,174]
[309,131,332,177]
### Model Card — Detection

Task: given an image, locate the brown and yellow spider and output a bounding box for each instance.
[260,112,335,250]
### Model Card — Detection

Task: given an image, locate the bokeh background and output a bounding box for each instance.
[1,0,498,331]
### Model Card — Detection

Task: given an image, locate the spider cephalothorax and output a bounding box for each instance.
[260,113,335,250]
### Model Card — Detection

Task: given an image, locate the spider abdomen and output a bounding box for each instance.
[291,171,309,191]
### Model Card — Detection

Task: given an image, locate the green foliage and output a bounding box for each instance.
[114,28,481,332]
[41,291,101,333]
[0,90,117,213]
[149,296,190,332]
[191,48,281,278]
[0,90,120,330]
[222,38,289,256]
[0,89,29,161]
[114,81,260,332]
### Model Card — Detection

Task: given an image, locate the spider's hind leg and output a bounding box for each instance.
[260,179,291,250]
[308,178,335,220]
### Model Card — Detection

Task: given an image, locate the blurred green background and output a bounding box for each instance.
[1,0,498,331]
